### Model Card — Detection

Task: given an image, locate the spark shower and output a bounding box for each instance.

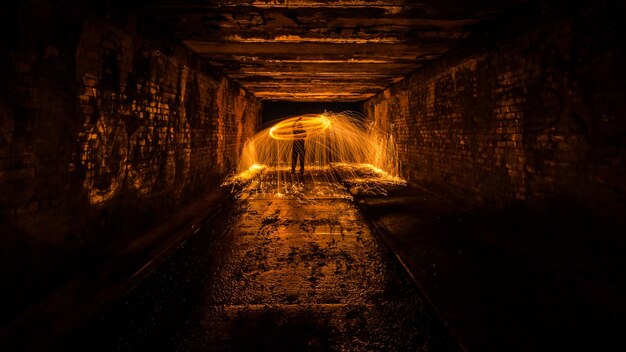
[225,111,405,198]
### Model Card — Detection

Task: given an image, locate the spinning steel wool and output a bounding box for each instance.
[224,111,405,198]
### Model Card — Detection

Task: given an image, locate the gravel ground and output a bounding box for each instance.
[63,170,459,352]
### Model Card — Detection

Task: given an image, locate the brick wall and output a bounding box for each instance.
[0,1,261,321]
[363,3,626,218]
[73,21,261,208]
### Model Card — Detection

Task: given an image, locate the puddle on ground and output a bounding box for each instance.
[178,169,457,351]
[66,168,458,352]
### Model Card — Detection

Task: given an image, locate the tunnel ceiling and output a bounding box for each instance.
[147,0,530,101]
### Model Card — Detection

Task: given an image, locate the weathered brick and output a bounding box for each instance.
[2,9,261,248]
[364,8,626,215]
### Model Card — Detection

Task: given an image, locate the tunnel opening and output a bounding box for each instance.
[224,110,405,200]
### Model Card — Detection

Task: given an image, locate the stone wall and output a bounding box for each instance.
[363,3,626,218]
[0,1,261,321]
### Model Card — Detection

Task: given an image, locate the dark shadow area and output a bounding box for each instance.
[53,199,241,352]
[54,171,460,352]
[226,309,334,352]
[1,187,233,351]
[353,185,626,352]
[262,102,362,125]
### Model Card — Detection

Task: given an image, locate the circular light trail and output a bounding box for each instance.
[268,114,331,140]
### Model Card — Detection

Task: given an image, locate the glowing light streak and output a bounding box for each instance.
[222,163,265,187]
[223,111,405,199]
[269,114,331,140]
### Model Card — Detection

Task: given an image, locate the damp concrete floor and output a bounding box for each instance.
[61,171,459,352]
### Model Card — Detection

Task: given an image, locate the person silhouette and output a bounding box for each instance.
[291,119,307,174]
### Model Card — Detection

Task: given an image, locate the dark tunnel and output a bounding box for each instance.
[1,1,625,351]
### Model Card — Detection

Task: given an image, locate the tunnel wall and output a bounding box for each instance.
[363,5,626,218]
[0,1,261,321]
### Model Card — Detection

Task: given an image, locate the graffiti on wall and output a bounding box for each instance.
[73,25,260,206]
[76,45,193,205]
[80,96,129,204]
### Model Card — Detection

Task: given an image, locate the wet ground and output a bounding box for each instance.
[62,169,459,351]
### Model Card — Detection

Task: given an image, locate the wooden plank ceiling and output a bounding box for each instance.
[147,0,528,101]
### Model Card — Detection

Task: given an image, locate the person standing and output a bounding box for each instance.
[291,119,307,174]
